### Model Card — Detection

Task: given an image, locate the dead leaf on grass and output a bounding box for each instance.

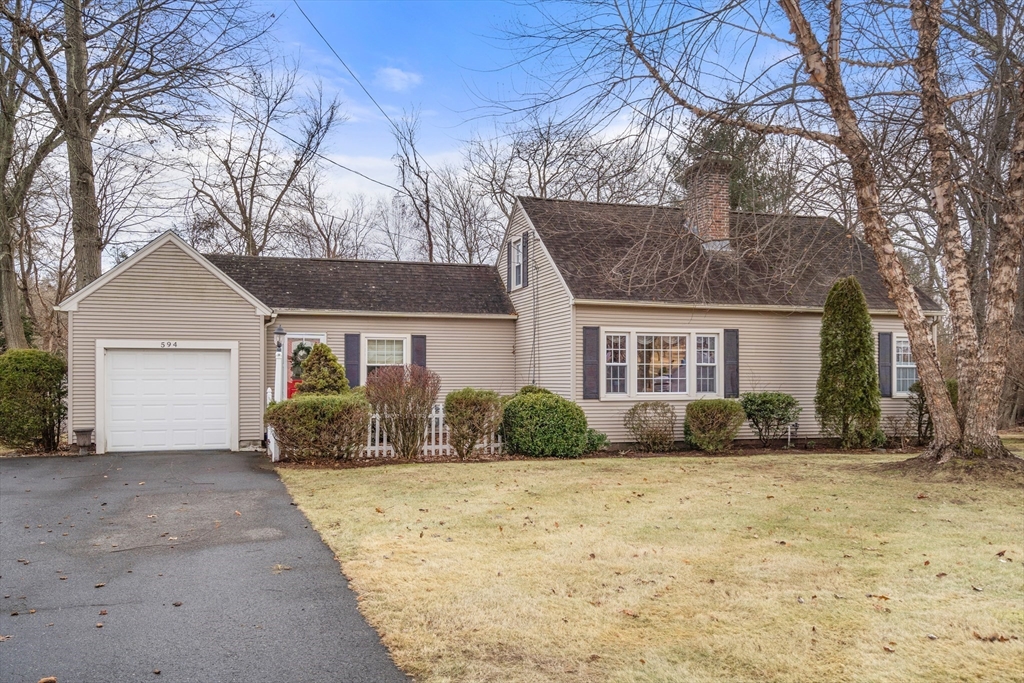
[973,631,1012,642]
[936,573,947,578]
[972,585,984,592]
[621,609,639,618]
[375,507,385,514]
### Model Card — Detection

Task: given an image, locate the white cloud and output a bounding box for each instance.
[375,67,423,92]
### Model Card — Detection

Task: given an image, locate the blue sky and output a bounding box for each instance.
[264,0,538,195]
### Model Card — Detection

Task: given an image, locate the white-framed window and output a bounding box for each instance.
[600,330,722,399]
[695,335,717,393]
[895,336,918,394]
[605,333,628,394]
[365,336,409,379]
[511,238,523,288]
[637,334,687,394]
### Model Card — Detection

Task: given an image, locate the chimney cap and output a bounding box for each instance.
[677,155,733,188]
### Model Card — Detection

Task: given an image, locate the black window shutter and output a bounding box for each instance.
[583,326,600,399]
[878,332,892,398]
[522,232,530,288]
[506,242,512,292]
[412,335,426,367]
[724,329,739,398]
[344,333,361,388]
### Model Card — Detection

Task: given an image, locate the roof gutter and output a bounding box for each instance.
[572,298,945,317]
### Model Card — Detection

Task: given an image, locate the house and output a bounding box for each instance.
[56,161,942,453]
[496,159,943,442]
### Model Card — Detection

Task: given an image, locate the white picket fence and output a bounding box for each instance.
[361,403,503,459]
[267,402,503,461]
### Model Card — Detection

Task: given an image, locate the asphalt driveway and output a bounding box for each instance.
[0,451,409,682]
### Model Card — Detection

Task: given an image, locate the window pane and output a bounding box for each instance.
[696,365,717,393]
[695,335,716,364]
[605,334,627,394]
[637,335,686,393]
[367,339,404,366]
[896,339,913,364]
[896,367,918,393]
[512,240,522,286]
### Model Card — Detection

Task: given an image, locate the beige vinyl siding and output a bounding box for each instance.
[268,314,516,398]
[69,241,265,443]
[496,205,574,397]
[574,303,920,442]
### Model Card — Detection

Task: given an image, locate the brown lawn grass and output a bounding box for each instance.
[279,453,1024,683]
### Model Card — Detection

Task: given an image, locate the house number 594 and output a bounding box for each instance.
[161,341,178,348]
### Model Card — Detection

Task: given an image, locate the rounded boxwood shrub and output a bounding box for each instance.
[265,393,371,461]
[444,387,503,460]
[502,392,588,458]
[684,399,745,452]
[0,349,67,452]
[624,401,677,452]
[739,392,801,448]
[584,428,609,453]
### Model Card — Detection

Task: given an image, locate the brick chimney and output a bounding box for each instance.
[679,157,732,242]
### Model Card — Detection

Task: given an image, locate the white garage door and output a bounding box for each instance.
[105,349,231,452]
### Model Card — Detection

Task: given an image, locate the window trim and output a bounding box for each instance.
[511,237,523,289]
[893,334,918,398]
[598,329,724,401]
[362,334,410,381]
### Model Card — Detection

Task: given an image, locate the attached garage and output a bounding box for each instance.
[56,233,270,454]
[101,346,236,452]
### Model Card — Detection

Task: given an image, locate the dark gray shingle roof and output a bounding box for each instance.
[517,196,942,312]
[205,254,515,316]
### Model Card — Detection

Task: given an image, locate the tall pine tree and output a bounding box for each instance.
[815,277,881,447]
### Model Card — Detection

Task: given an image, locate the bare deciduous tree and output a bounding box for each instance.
[1,0,269,287]
[186,66,342,256]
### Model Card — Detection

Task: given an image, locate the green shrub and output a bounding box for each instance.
[815,276,881,448]
[584,428,609,453]
[624,401,677,452]
[502,392,588,458]
[906,379,959,445]
[684,399,745,452]
[295,342,348,395]
[265,393,370,460]
[516,385,553,396]
[366,364,442,459]
[739,392,802,448]
[0,349,66,451]
[444,388,503,460]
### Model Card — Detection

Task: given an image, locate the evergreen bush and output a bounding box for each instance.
[684,399,745,452]
[294,342,348,395]
[444,388,503,460]
[814,277,881,448]
[502,392,588,457]
[265,393,370,460]
[0,349,66,451]
[740,392,802,447]
[623,401,677,452]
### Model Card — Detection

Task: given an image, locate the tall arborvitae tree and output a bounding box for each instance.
[815,277,882,447]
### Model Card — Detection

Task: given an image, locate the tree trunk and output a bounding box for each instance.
[910,0,981,426]
[777,0,963,456]
[961,76,1024,459]
[63,0,102,288]
[0,210,28,349]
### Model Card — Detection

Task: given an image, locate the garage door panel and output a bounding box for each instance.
[105,348,232,452]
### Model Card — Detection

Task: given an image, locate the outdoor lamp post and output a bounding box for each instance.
[273,324,286,402]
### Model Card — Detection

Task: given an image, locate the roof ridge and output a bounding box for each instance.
[205,253,497,268]
[517,195,687,211]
